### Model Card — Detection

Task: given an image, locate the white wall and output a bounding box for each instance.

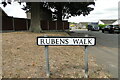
[112,20,118,25]
[98,21,104,24]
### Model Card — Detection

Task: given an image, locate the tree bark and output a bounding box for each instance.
[40,8,52,20]
[29,2,42,33]
[57,7,62,21]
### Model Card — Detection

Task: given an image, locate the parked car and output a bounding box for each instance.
[88,24,100,31]
[102,25,120,34]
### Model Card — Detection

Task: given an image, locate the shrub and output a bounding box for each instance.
[99,24,107,28]
[86,24,88,29]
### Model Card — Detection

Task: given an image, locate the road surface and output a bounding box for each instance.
[68,29,119,78]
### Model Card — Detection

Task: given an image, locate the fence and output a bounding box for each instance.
[1,16,69,31]
[2,16,29,31]
[41,20,69,30]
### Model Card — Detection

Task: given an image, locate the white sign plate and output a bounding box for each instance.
[37,37,96,46]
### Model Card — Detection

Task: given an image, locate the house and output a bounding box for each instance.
[0,7,29,31]
[0,7,8,17]
[112,19,119,25]
[77,22,89,29]
[0,7,14,30]
[98,19,117,25]
[77,22,98,29]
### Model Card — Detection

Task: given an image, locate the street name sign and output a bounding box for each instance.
[37,36,96,46]
[37,36,96,78]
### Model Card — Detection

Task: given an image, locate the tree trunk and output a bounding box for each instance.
[29,2,42,33]
[57,7,62,21]
[40,8,52,20]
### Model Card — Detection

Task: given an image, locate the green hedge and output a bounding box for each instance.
[99,24,107,28]
[86,24,88,28]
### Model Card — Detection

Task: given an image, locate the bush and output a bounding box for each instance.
[99,24,107,28]
[86,24,88,29]
[78,27,81,29]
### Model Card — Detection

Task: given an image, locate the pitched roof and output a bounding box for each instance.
[78,22,90,25]
[80,22,89,25]
[0,7,8,16]
[100,19,117,24]
[78,22,98,25]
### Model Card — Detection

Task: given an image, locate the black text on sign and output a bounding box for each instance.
[37,37,96,46]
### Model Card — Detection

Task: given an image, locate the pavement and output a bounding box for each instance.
[68,29,119,78]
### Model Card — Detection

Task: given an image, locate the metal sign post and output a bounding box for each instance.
[84,34,89,78]
[37,35,96,78]
[44,35,50,77]
[44,45,50,77]
[84,45,88,78]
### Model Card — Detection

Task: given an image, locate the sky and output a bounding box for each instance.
[0,0,120,23]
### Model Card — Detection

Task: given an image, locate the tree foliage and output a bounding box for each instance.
[1,1,95,20]
[23,2,95,20]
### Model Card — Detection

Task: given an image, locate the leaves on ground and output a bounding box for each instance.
[2,31,110,78]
